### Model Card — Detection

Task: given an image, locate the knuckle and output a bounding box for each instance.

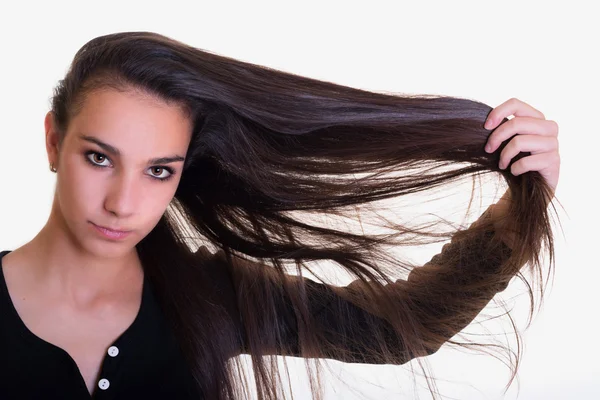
[549,120,559,135]
[514,135,524,145]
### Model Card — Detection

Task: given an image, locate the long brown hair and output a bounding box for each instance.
[49,31,558,400]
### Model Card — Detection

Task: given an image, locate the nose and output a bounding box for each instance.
[103,171,141,218]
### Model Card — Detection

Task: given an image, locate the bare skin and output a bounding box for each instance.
[2,87,192,395]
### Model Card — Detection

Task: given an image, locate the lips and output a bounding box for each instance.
[91,222,131,233]
[90,222,133,241]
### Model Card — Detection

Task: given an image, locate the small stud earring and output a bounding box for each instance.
[50,162,57,173]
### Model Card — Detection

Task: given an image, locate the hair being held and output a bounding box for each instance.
[49,31,559,400]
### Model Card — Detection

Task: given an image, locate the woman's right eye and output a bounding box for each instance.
[85,151,111,168]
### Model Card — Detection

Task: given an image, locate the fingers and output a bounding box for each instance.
[507,152,558,177]
[498,135,559,169]
[486,117,559,153]
[484,97,545,130]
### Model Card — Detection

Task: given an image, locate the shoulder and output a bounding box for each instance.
[190,245,245,332]
[190,245,237,296]
[192,245,213,258]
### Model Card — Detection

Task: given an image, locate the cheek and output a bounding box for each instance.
[58,161,102,216]
[135,199,172,239]
[147,189,176,221]
[140,185,179,228]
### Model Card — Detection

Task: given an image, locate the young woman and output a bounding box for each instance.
[0,31,560,400]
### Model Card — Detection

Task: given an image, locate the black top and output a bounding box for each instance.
[0,250,202,400]
[0,221,513,399]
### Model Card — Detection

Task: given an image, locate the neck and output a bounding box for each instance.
[15,216,143,308]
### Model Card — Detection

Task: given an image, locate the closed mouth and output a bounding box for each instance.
[91,222,131,233]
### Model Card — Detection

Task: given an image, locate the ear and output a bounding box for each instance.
[44,111,61,167]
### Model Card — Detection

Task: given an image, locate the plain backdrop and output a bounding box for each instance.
[0,1,596,399]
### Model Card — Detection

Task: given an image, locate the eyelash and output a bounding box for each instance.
[83,151,176,182]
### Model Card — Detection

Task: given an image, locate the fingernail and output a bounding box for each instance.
[485,144,492,153]
[485,119,493,129]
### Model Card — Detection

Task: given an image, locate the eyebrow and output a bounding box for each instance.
[79,135,185,165]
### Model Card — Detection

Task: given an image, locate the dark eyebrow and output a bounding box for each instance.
[79,135,185,165]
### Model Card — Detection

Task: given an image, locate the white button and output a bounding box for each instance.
[107,346,119,357]
[98,378,110,390]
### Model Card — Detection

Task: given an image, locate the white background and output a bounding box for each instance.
[0,1,596,399]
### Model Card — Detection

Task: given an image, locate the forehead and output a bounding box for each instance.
[68,88,192,154]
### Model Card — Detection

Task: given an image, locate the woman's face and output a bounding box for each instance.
[45,88,192,257]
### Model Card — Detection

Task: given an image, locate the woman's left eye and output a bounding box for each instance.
[148,166,174,180]
[84,151,175,182]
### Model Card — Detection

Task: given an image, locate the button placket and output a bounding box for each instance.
[97,345,120,391]
[98,378,110,390]
[108,345,120,357]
